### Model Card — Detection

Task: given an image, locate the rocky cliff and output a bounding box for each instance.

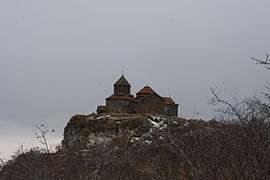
[62,113,206,151]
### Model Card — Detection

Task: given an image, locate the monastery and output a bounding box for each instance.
[97,75,179,117]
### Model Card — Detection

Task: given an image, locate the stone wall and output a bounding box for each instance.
[165,104,178,117]
[114,84,130,94]
[106,99,132,113]
[139,94,166,115]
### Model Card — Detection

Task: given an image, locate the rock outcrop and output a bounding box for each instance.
[62,113,206,151]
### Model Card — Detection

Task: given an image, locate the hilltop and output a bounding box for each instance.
[0,113,269,180]
[62,113,205,151]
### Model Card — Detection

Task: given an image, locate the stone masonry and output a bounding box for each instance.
[97,75,179,117]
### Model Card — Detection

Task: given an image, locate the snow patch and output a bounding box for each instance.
[97,115,111,120]
[150,115,161,121]
[148,119,164,128]
[159,136,165,140]
[144,140,152,144]
[148,119,167,130]
[130,137,140,143]
[87,133,113,146]
[183,121,189,127]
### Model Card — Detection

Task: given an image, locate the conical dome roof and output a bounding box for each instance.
[114,75,131,87]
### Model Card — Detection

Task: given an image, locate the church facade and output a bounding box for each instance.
[97,75,179,117]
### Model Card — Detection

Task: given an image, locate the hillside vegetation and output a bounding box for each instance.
[1,109,269,180]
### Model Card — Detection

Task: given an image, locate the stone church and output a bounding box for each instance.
[97,75,179,117]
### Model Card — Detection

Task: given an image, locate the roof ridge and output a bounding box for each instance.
[137,86,156,94]
[163,97,176,104]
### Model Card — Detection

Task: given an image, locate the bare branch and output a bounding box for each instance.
[209,87,246,126]
[35,124,59,180]
[250,54,270,70]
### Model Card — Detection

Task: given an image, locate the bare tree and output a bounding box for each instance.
[35,124,58,180]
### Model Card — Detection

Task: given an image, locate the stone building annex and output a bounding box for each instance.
[97,75,179,116]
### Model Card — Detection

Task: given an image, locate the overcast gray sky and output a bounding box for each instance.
[1,0,270,159]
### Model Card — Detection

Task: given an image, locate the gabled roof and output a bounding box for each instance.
[140,92,164,101]
[163,97,175,105]
[106,93,134,100]
[114,75,131,87]
[137,86,156,94]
